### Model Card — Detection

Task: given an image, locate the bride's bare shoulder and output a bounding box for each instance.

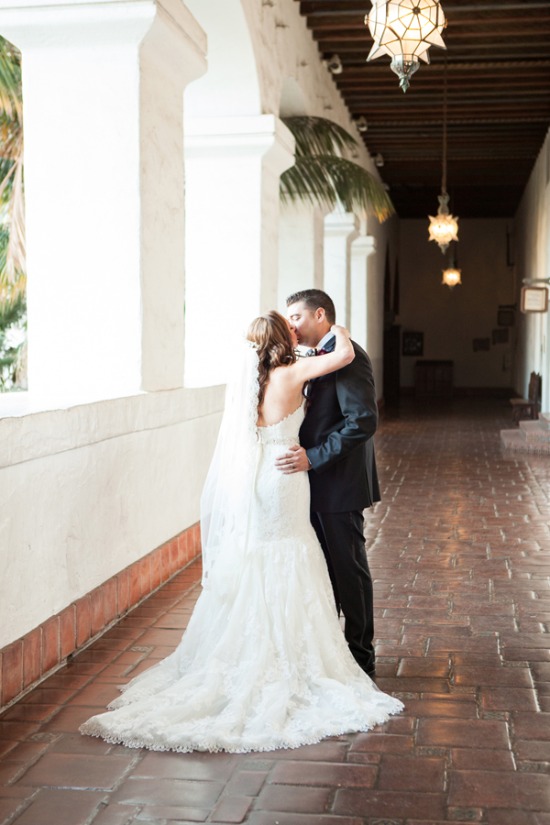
[269,362,303,385]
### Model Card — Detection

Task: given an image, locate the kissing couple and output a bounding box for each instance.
[80,289,403,753]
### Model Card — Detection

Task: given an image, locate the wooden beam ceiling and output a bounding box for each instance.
[294,0,550,218]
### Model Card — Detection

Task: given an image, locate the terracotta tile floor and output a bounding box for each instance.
[1,398,550,825]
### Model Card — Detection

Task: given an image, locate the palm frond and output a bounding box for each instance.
[280,116,394,222]
[283,116,358,158]
[0,36,22,122]
[5,152,25,278]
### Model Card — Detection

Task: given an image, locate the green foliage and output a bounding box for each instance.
[0,34,24,291]
[280,116,394,222]
[0,289,26,391]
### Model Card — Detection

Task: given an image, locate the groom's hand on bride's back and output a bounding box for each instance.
[275,444,311,474]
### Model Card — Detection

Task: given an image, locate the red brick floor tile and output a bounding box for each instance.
[349,732,414,754]
[134,627,183,647]
[225,770,269,796]
[403,696,477,718]
[255,784,331,813]
[211,795,253,823]
[17,751,135,790]
[0,797,31,824]
[43,672,94,691]
[0,739,18,757]
[1,702,59,723]
[416,718,511,749]
[68,682,121,708]
[377,754,446,792]
[0,760,26,783]
[0,720,40,740]
[513,712,550,740]
[131,751,237,781]
[21,686,77,706]
[249,741,349,762]
[449,769,550,810]
[42,704,102,733]
[332,788,446,820]
[481,687,539,712]
[268,761,377,788]
[396,657,451,678]
[89,804,142,825]
[513,740,550,761]
[454,665,533,688]
[12,789,107,825]
[246,816,362,825]
[451,747,516,771]
[487,812,538,825]
[136,803,210,821]
[5,740,50,763]
[111,777,224,807]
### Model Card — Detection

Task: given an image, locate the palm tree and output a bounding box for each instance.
[280,116,394,222]
[0,36,25,391]
[0,35,25,300]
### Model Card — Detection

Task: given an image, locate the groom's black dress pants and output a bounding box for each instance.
[310,510,375,675]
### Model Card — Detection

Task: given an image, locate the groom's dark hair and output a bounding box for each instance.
[286,289,336,325]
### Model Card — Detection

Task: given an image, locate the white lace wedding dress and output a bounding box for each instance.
[80,404,403,753]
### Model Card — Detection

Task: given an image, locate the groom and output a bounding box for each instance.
[276,289,380,678]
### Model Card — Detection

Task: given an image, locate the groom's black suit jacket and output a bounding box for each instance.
[299,338,381,513]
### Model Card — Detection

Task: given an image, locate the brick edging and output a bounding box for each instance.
[0,524,202,711]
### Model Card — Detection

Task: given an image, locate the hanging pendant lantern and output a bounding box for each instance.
[428,192,458,253]
[365,0,447,93]
[441,242,461,288]
[428,57,459,252]
[441,264,461,288]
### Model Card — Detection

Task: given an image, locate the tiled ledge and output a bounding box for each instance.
[0,523,202,711]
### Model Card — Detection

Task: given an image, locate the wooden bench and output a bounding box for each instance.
[510,372,542,425]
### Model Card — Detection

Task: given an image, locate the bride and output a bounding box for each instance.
[80,311,403,753]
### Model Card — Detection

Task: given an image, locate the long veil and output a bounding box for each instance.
[200,340,260,587]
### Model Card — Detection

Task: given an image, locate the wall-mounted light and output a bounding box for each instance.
[355,116,368,132]
[326,54,343,74]
[374,152,384,167]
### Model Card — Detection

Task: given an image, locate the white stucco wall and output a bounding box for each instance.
[514,130,550,409]
[0,388,222,648]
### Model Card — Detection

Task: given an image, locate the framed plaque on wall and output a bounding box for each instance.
[521,287,548,313]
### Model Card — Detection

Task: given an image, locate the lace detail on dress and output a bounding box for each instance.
[80,388,403,753]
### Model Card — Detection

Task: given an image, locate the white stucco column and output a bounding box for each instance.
[278,203,326,310]
[183,115,295,387]
[0,0,206,400]
[350,234,376,350]
[324,211,359,328]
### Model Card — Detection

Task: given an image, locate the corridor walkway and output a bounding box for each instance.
[1,398,549,825]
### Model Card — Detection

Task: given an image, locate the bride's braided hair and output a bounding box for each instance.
[247,311,296,411]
